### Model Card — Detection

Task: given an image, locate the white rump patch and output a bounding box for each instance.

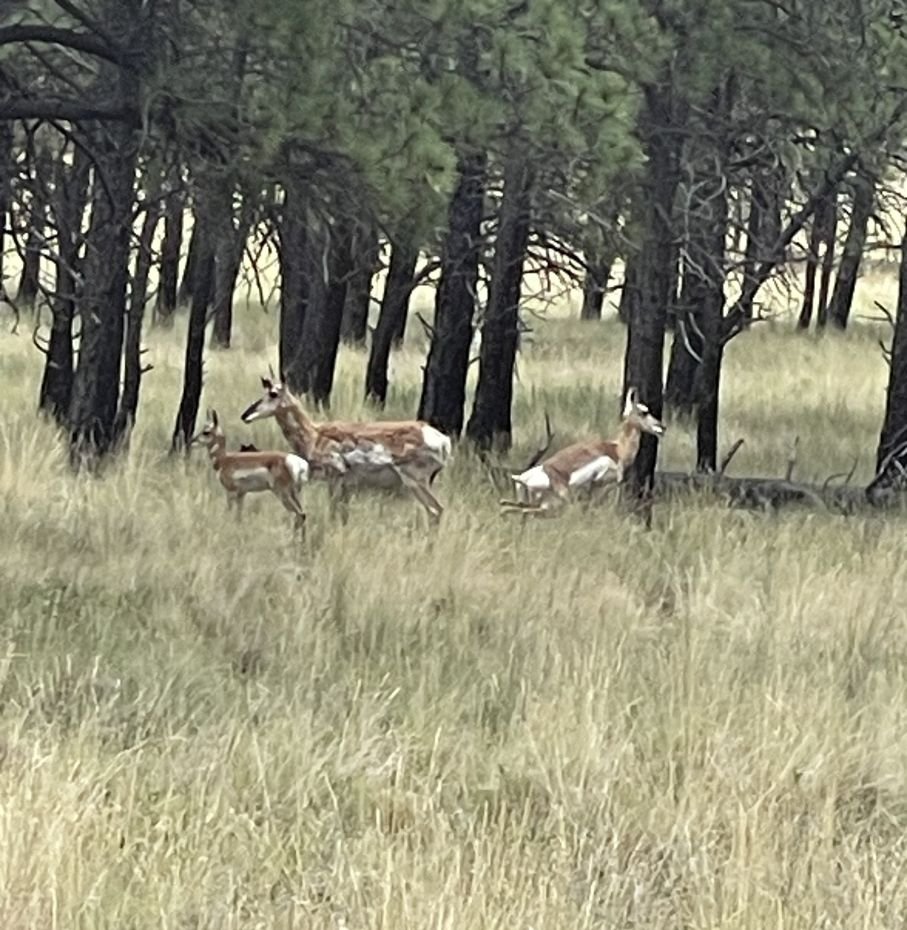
[568,455,618,489]
[421,425,452,461]
[285,454,310,486]
[513,465,551,491]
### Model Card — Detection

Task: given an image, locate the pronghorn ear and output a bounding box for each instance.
[623,387,637,417]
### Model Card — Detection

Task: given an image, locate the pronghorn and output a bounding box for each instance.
[240,372,452,521]
[499,387,666,515]
[191,409,310,532]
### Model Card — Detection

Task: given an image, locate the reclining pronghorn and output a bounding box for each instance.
[240,371,452,521]
[191,409,309,533]
[500,388,666,515]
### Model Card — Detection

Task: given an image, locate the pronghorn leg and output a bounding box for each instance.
[394,467,443,522]
[326,477,350,524]
[227,493,244,520]
[499,498,552,516]
[500,485,568,518]
[276,488,308,540]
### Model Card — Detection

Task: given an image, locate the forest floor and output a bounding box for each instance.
[2,280,907,928]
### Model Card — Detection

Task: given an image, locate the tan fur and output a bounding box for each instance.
[500,388,665,516]
[241,378,450,522]
[192,411,308,533]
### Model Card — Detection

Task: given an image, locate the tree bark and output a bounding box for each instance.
[341,221,379,346]
[815,195,838,326]
[293,216,353,405]
[155,181,183,325]
[177,216,201,306]
[664,265,703,417]
[622,84,685,494]
[797,214,823,329]
[869,221,907,502]
[113,193,161,444]
[418,150,486,437]
[827,174,874,330]
[466,154,532,451]
[0,123,12,296]
[277,179,309,383]
[17,147,51,306]
[171,199,215,453]
[740,167,784,320]
[67,36,141,465]
[617,253,638,324]
[210,187,250,350]
[690,83,734,473]
[39,145,90,423]
[365,235,418,406]
[580,243,612,321]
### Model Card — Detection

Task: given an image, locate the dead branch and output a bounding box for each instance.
[785,435,799,481]
[718,437,745,476]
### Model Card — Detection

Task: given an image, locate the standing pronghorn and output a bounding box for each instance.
[499,387,666,515]
[240,372,452,521]
[191,409,310,532]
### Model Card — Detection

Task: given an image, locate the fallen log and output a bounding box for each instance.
[654,470,872,513]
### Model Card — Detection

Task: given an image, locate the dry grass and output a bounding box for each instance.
[2,280,907,929]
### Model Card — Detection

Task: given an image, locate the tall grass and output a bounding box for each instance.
[1,289,906,929]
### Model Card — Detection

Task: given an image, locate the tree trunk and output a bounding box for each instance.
[393,282,412,347]
[664,263,703,417]
[177,217,201,306]
[815,194,838,326]
[156,182,183,325]
[740,167,784,320]
[690,82,734,472]
[797,214,823,329]
[171,203,215,453]
[466,154,533,451]
[293,216,354,405]
[210,187,250,350]
[418,151,486,437]
[341,221,379,346]
[130,195,162,329]
[365,235,418,406]
[580,245,611,321]
[278,179,309,382]
[0,123,12,296]
[39,145,90,423]
[827,174,874,330]
[869,221,907,501]
[17,150,50,306]
[622,84,685,494]
[113,194,162,444]
[617,253,638,324]
[67,100,139,463]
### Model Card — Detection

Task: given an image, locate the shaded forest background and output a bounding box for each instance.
[4,0,907,498]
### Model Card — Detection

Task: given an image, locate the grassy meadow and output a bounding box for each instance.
[2,272,907,928]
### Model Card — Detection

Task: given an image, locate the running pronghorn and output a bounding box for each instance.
[499,387,666,515]
[191,409,309,532]
[240,371,452,521]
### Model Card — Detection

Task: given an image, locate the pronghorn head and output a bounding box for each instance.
[623,387,666,437]
[190,409,225,448]
[241,367,292,423]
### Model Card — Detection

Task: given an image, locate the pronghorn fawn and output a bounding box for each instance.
[191,409,310,534]
[240,371,452,522]
[500,387,666,515]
